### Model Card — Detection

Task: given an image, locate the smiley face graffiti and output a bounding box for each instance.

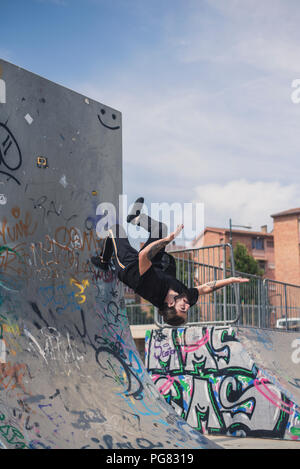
[98,108,120,130]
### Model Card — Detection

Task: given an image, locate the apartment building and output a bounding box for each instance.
[271,208,300,285]
[191,225,275,279]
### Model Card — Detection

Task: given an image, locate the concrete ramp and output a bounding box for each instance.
[145,326,300,441]
[0,59,219,449]
[236,327,300,418]
[0,271,220,449]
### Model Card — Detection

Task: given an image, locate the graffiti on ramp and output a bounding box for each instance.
[145,326,300,441]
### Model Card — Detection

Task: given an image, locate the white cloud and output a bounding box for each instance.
[76,75,300,225]
[72,0,300,233]
[194,179,300,232]
[171,0,300,75]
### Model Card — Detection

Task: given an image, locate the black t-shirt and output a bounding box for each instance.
[118,261,199,309]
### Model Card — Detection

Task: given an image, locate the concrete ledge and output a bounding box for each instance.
[130,324,159,339]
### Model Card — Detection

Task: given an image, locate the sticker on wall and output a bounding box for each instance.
[0,194,7,205]
[0,79,6,104]
[0,340,6,364]
[59,174,68,188]
[0,326,6,364]
[24,113,34,125]
[37,156,48,168]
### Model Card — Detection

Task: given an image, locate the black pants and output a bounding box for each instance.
[102,216,176,277]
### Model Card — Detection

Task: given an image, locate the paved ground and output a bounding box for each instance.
[207,434,300,449]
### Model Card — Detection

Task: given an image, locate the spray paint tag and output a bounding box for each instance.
[0,194,7,205]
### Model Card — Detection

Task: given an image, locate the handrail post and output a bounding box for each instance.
[213,266,217,322]
[284,284,288,331]
[229,243,241,324]
[262,278,267,329]
[223,245,227,324]
[258,278,261,328]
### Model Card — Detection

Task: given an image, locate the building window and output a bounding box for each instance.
[258,260,266,272]
[252,237,264,250]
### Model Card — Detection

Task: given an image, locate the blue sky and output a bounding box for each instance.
[1,0,300,240]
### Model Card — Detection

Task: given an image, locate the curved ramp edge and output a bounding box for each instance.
[0,271,220,449]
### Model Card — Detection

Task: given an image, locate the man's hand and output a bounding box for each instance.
[167,224,184,243]
[197,276,249,295]
[229,277,249,284]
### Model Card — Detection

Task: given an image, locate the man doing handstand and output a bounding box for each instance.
[92,197,249,326]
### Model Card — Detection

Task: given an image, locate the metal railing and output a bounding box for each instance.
[126,243,300,331]
[126,302,155,325]
[261,278,300,331]
[127,243,239,327]
[225,275,300,330]
[153,243,243,327]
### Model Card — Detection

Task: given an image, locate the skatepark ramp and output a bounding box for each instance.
[145,325,300,441]
[0,59,219,449]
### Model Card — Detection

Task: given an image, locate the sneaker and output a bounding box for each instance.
[91,256,110,271]
[91,236,113,270]
[127,197,144,223]
[99,236,114,262]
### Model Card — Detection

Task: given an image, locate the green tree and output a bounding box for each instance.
[234,242,264,276]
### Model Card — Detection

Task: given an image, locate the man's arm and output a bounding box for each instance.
[196,277,249,296]
[138,224,183,276]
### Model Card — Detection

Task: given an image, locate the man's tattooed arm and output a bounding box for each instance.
[204,280,224,292]
[138,225,184,276]
[196,277,249,296]
[147,239,169,260]
[139,235,173,275]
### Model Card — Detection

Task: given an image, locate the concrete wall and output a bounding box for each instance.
[145,325,300,440]
[0,60,218,449]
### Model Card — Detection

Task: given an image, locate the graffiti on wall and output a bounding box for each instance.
[0,60,218,450]
[0,267,213,449]
[0,205,106,281]
[0,231,212,449]
[145,326,300,440]
[0,123,22,186]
